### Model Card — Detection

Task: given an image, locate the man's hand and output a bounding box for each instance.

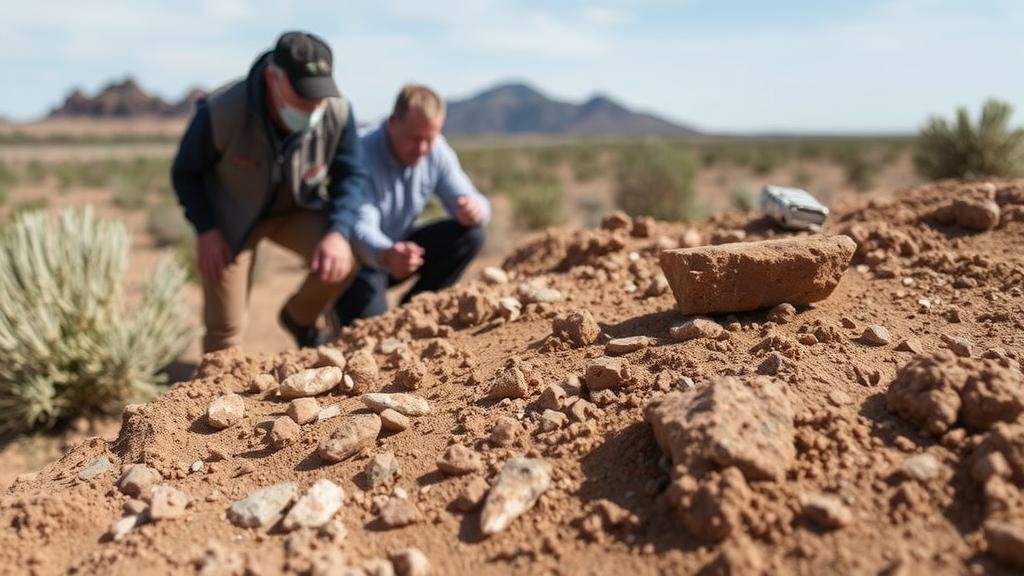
[382,241,425,280]
[311,231,354,284]
[196,229,233,281]
[455,195,484,227]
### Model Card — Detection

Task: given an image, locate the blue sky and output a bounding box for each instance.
[2,0,1022,132]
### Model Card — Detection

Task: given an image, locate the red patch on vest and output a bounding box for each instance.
[303,164,327,185]
[232,155,260,168]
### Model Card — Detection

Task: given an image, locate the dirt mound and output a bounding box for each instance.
[3,179,1024,574]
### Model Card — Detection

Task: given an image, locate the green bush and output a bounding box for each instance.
[614,141,698,221]
[915,99,1024,180]
[0,206,194,434]
[510,183,567,230]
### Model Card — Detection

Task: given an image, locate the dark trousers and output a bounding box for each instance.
[334,219,485,327]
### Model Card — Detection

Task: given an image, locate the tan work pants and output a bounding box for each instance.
[201,210,354,352]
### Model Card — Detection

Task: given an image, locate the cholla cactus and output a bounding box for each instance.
[0,206,194,434]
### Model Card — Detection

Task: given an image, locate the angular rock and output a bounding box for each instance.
[489,416,524,447]
[899,453,943,482]
[346,349,380,394]
[316,345,347,369]
[361,393,431,416]
[860,325,891,346]
[800,493,852,529]
[249,373,277,393]
[538,384,566,411]
[317,404,343,423]
[78,455,111,481]
[269,416,301,450]
[118,464,161,498]
[394,360,433,391]
[645,377,795,482]
[457,289,497,326]
[390,548,431,576]
[227,482,298,528]
[377,497,420,529]
[283,479,344,531]
[539,409,568,431]
[279,367,345,399]
[952,198,1001,231]
[207,394,245,429]
[766,302,796,324]
[480,457,552,535]
[149,484,191,520]
[365,452,401,487]
[605,336,652,356]
[380,408,411,432]
[318,414,382,462]
[287,397,321,425]
[585,356,632,391]
[453,476,490,513]
[566,399,600,423]
[437,444,483,476]
[669,318,726,341]
[941,333,973,358]
[497,297,522,322]
[487,362,530,400]
[108,513,145,542]
[551,310,601,347]
[660,235,856,315]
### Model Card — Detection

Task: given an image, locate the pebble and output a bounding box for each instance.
[604,336,652,356]
[585,357,632,391]
[497,297,523,322]
[379,337,405,355]
[487,362,530,399]
[453,476,490,512]
[896,338,924,354]
[347,349,381,394]
[207,394,245,429]
[148,485,191,520]
[269,416,301,450]
[390,548,432,576]
[365,452,401,487]
[800,493,852,529]
[362,393,431,416]
[108,513,145,541]
[567,399,600,423]
[669,318,726,341]
[380,408,411,432]
[437,445,483,476]
[378,497,420,529]
[900,453,942,482]
[860,325,891,346]
[78,455,112,481]
[287,397,321,425]
[282,479,344,531]
[539,409,568,431]
[317,404,343,423]
[480,457,552,535]
[941,333,973,357]
[481,266,509,285]
[489,416,524,446]
[279,367,346,399]
[538,384,566,411]
[318,414,382,463]
[228,482,298,528]
[316,345,347,369]
[767,303,797,324]
[249,373,277,393]
[118,464,161,498]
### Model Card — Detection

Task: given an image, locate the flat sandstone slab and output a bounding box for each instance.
[659,235,856,315]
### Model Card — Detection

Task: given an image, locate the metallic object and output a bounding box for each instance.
[759,185,829,232]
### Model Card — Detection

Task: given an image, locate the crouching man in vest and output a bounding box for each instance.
[172,31,366,351]
[334,84,491,327]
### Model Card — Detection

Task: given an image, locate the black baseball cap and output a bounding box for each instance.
[271,31,339,99]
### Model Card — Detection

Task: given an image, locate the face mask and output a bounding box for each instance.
[278,102,326,133]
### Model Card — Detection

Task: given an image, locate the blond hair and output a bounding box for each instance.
[392,84,445,121]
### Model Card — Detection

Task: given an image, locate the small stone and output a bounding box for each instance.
[287,397,321,425]
[551,310,601,347]
[228,482,298,528]
[318,414,382,463]
[896,338,924,354]
[269,416,301,450]
[952,198,1001,231]
[567,400,599,423]
[984,520,1024,568]
[538,384,566,411]
[283,479,344,531]
[108,514,144,542]
[378,497,420,529]
[362,557,397,576]
[394,360,433,391]
[380,409,411,432]
[190,460,204,473]
[602,211,631,230]
[490,416,524,447]
[118,464,161,498]
[899,453,942,482]
[480,457,552,535]
[365,452,401,487]
[539,409,568,431]
[497,297,522,322]
[604,336,652,356]
[78,455,112,481]
[149,484,191,520]
[207,394,245,429]
[347,350,381,394]
[390,547,431,576]
[767,303,797,324]
[250,373,277,393]
[317,404,343,423]
[481,266,509,285]
[379,337,404,355]
[487,362,530,400]
[124,499,148,515]
[860,325,891,346]
[361,393,431,416]
[279,367,346,399]
[585,356,632,391]
[669,318,726,341]
[316,346,347,369]
[800,493,852,529]
[941,334,973,357]
[797,333,818,346]
[437,445,483,476]
[453,477,490,513]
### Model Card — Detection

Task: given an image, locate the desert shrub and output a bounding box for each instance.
[0,206,194,434]
[146,203,190,247]
[915,99,1024,180]
[729,183,759,212]
[839,152,878,192]
[571,147,604,182]
[7,197,49,221]
[510,183,567,230]
[614,141,697,221]
[175,233,199,284]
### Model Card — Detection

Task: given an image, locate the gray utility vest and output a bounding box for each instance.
[203,75,349,252]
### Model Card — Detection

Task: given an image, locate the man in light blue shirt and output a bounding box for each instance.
[335,84,491,326]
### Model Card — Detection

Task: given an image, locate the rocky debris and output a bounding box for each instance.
[346,349,381,394]
[538,384,567,411]
[378,497,420,529]
[287,397,321,425]
[540,409,569,431]
[517,279,565,304]
[279,367,346,399]
[490,416,525,446]
[453,477,490,512]
[318,414,383,463]
[480,457,552,536]
[766,302,797,324]
[227,482,298,528]
[601,211,631,231]
[974,423,1024,485]
[362,393,431,417]
[951,198,1001,231]
[800,493,852,529]
[887,351,1024,435]
[394,359,433,391]
[677,468,751,542]
[941,334,974,358]
[497,297,522,321]
[457,289,498,326]
[390,547,431,576]
[249,373,277,393]
[118,463,161,498]
[660,235,855,315]
[78,455,111,480]
[604,336,652,356]
[282,479,344,531]
[984,520,1024,568]
[896,338,925,354]
[379,337,404,355]
[380,409,411,432]
[269,416,301,450]
[318,405,342,423]
[860,325,892,346]
[551,310,601,347]
[108,513,145,542]
[567,399,600,423]
[437,445,483,476]
[646,377,795,482]
[481,266,509,285]
[316,346,347,369]
[669,317,727,341]
[149,484,191,520]
[207,394,245,429]
[487,361,530,399]
[899,453,943,482]
[365,452,401,487]
[585,356,633,391]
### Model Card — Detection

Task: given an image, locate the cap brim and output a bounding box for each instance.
[292,75,340,99]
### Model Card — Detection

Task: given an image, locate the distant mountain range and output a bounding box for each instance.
[46,77,699,136]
